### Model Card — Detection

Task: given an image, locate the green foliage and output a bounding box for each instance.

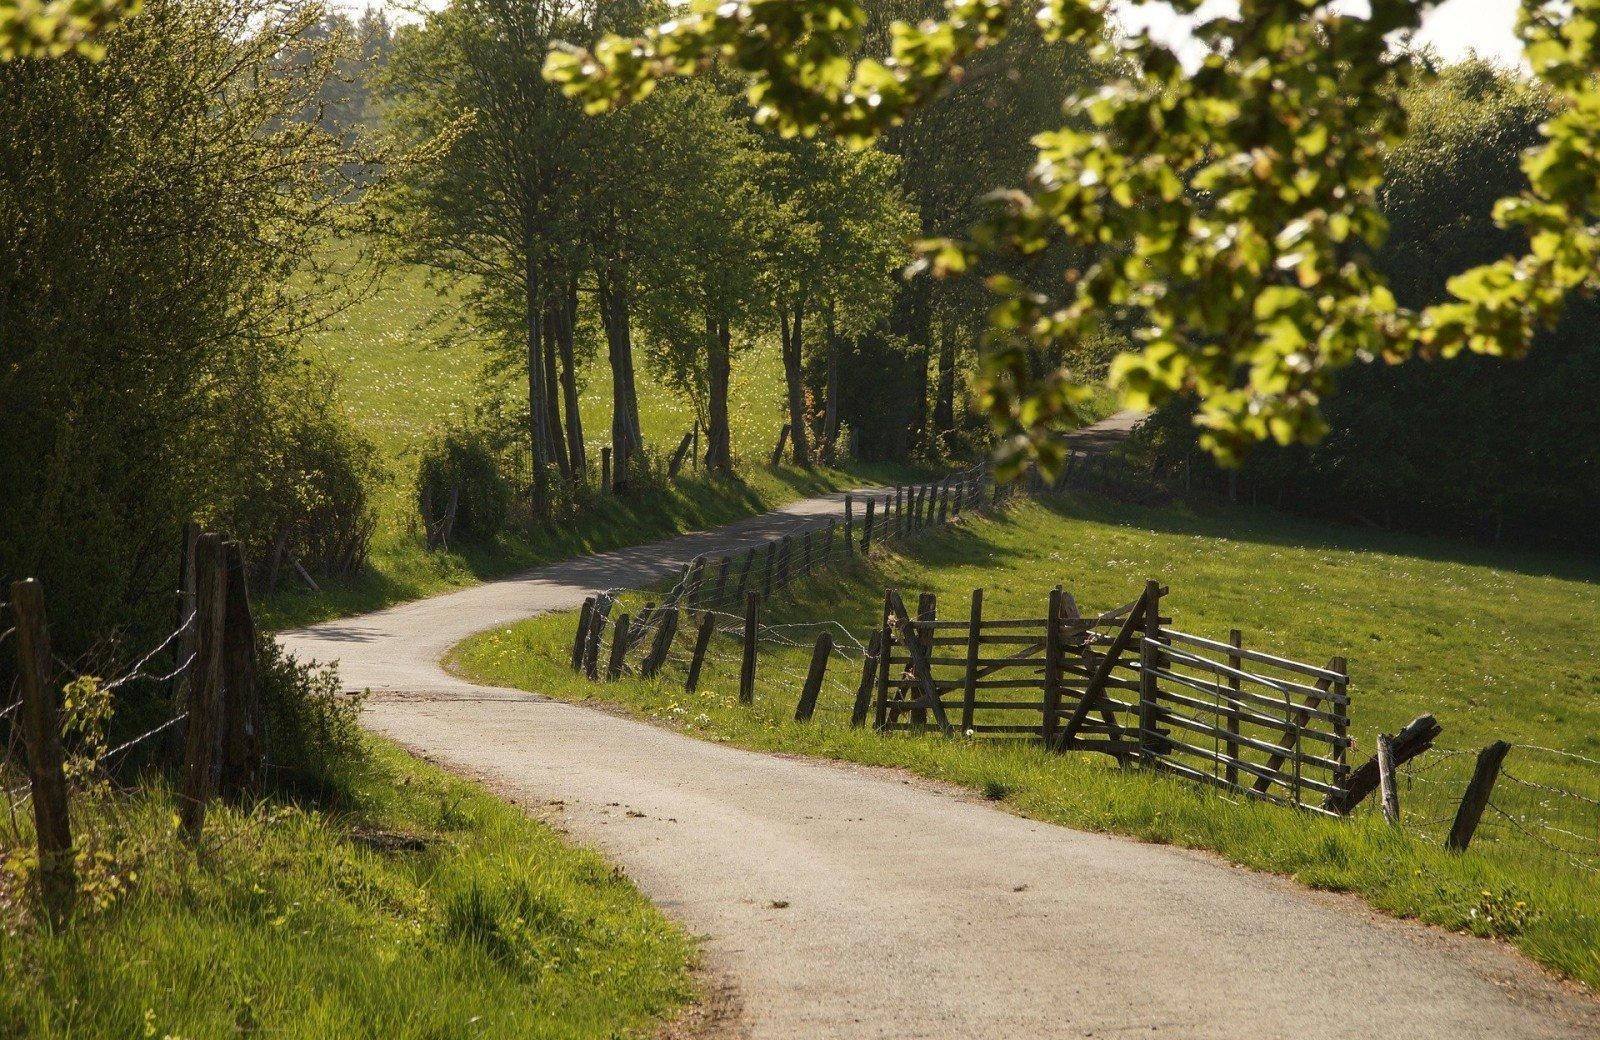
[1128,63,1600,550]
[547,0,1600,471]
[0,0,382,675]
[417,427,512,543]
[256,635,366,794]
[0,0,139,60]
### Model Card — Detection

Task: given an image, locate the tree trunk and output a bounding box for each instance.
[823,302,841,464]
[524,249,553,517]
[705,313,733,474]
[933,316,956,454]
[555,276,585,478]
[542,297,570,481]
[597,269,644,491]
[779,302,811,468]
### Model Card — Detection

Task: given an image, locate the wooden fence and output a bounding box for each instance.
[872,580,1352,811]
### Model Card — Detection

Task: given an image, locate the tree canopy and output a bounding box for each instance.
[546,0,1600,474]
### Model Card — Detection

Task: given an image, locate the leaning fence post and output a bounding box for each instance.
[1137,579,1164,762]
[571,597,596,671]
[642,607,679,679]
[1376,733,1401,825]
[606,614,631,679]
[179,533,227,844]
[795,632,833,722]
[862,498,876,554]
[685,612,716,694]
[844,495,855,553]
[739,592,760,704]
[1446,740,1511,852]
[852,630,882,728]
[10,579,74,922]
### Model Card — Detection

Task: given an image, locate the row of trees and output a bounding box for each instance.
[376,0,1108,510]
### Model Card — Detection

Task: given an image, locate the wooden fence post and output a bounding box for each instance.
[606,614,631,679]
[937,481,949,524]
[1446,740,1511,852]
[10,579,74,922]
[173,522,199,705]
[686,556,707,610]
[713,556,731,607]
[795,632,833,722]
[1376,733,1400,825]
[771,424,790,466]
[1137,579,1164,762]
[844,495,855,553]
[220,541,261,796]
[739,592,759,704]
[862,498,876,554]
[737,547,756,599]
[668,430,693,477]
[571,598,596,671]
[895,486,906,537]
[601,446,612,494]
[873,591,893,730]
[583,597,611,680]
[962,588,983,735]
[1042,586,1064,745]
[1225,628,1243,786]
[642,607,679,679]
[910,593,935,730]
[762,541,776,597]
[852,630,882,728]
[179,533,227,844]
[1322,714,1442,815]
[685,612,716,694]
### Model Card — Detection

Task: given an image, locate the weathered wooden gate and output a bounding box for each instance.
[874,582,1352,809]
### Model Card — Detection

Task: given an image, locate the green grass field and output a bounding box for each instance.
[453,493,1600,990]
[0,741,694,1039]
[278,256,913,629]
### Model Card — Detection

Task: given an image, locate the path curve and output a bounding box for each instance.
[283,421,1599,1040]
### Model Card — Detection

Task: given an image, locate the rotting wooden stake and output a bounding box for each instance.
[795,632,833,722]
[1447,740,1511,852]
[1376,733,1400,825]
[685,613,716,694]
[739,592,759,704]
[11,579,74,923]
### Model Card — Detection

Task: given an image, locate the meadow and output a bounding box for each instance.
[453,493,1600,990]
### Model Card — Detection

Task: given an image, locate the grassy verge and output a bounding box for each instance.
[0,740,694,1039]
[451,494,1600,990]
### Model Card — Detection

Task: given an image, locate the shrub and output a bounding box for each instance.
[256,633,365,795]
[417,427,512,544]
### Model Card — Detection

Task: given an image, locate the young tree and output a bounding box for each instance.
[760,137,915,466]
[547,0,1600,475]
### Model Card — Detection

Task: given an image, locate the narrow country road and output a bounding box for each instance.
[281,413,1599,1040]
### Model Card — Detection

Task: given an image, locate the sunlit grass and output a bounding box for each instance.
[0,741,694,1039]
[452,494,1600,990]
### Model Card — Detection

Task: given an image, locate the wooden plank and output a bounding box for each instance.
[886,589,952,736]
[910,592,935,730]
[873,591,892,730]
[1162,629,1347,683]
[795,632,833,721]
[1042,586,1064,746]
[10,579,74,922]
[1151,685,1348,748]
[1138,580,1164,760]
[962,589,982,734]
[1160,643,1349,705]
[1154,707,1346,772]
[1147,664,1346,727]
[1446,740,1511,852]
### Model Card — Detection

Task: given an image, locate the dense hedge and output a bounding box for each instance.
[1130,62,1599,550]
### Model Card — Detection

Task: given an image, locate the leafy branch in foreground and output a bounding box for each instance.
[548,0,1600,472]
[0,0,140,60]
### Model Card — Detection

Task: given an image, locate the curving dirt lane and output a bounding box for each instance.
[281,419,1599,1040]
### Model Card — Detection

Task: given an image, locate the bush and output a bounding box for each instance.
[417,427,512,544]
[256,633,365,795]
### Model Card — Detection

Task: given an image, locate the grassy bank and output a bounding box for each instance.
[451,494,1600,990]
[0,740,694,1039]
